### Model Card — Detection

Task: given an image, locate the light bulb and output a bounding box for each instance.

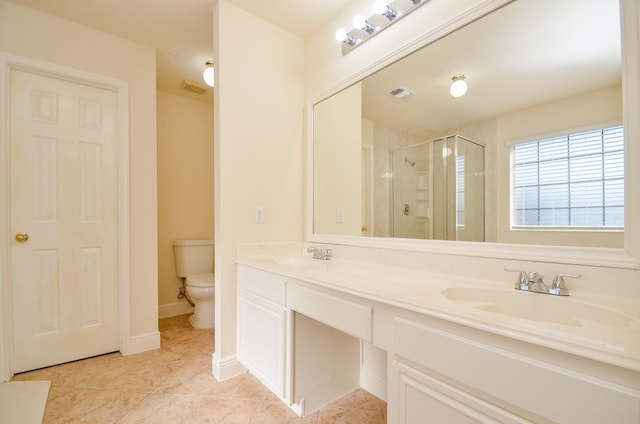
[335,28,348,42]
[203,66,214,87]
[374,0,397,20]
[373,0,389,15]
[449,75,467,97]
[353,14,367,29]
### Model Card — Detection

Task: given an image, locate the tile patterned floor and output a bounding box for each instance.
[12,314,387,423]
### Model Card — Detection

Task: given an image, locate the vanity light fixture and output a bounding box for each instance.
[336,0,429,55]
[202,60,215,87]
[449,74,468,97]
[353,14,376,34]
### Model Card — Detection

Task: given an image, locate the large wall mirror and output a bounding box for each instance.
[312,0,628,249]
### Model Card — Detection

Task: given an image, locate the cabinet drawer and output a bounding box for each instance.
[394,316,640,424]
[238,266,286,305]
[289,284,371,342]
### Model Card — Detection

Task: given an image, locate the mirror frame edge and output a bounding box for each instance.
[305,0,640,270]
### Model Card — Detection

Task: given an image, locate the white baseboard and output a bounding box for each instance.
[124,331,161,355]
[158,301,193,319]
[212,352,246,381]
[361,365,387,402]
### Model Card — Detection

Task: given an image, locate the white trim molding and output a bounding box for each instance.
[128,331,161,355]
[158,301,194,319]
[212,351,246,382]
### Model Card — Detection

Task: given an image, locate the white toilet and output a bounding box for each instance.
[173,239,215,329]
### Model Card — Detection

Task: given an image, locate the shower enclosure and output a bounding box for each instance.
[391,135,485,241]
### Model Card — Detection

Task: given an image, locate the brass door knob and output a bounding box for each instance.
[15,232,29,243]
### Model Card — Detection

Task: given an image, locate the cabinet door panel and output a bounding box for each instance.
[395,361,530,424]
[237,293,286,398]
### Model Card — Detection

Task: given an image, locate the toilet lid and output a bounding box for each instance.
[186,273,215,288]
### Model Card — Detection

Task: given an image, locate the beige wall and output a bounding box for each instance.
[213,0,304,379]
[0,1,158,351]
[157,91,214,317]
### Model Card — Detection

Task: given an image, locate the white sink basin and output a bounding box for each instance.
[441,287,633,327]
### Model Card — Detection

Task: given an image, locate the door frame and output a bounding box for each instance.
[0,53,131,382]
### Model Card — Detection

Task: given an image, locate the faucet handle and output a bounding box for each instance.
[306,247,320,259]
[549,273,581,296]
[504,268,528,290]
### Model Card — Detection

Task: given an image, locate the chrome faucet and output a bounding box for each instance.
[307,246,332,260]
[505,269,580,296]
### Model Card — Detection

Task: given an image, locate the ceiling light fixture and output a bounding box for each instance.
[202,60,214,87]
[335,0,428,55]
[449,74,468,97]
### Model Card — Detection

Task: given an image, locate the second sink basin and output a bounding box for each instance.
[441,287,633,327]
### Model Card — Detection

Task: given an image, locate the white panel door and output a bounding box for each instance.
[9,69,119,373]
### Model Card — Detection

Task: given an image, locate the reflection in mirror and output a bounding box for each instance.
[313,0,623,248]
[391,136,485,241]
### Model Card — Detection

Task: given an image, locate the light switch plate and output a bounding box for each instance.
[255,206,265,223]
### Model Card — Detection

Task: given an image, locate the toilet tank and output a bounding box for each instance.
[173,239,214,278]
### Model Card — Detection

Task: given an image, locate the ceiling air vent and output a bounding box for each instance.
[389,87,415,99]
[180,80,208,95]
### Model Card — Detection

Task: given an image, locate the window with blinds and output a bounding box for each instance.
[512,126,624,228]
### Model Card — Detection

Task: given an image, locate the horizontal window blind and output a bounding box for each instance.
[512,126,624,228]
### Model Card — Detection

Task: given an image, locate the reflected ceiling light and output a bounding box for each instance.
[353,14,376,34]
[202,60,214,87]
[335,28,356,45]
[449,74,468,97]
[374,0,398,20]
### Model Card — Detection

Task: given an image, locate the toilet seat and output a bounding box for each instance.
[186,272,215,288]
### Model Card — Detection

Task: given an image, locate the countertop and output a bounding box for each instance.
[238,255,640,372]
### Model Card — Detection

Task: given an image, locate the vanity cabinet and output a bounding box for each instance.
[390,315,640,424]
[236,261,639,423]
[237,266,288,399]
